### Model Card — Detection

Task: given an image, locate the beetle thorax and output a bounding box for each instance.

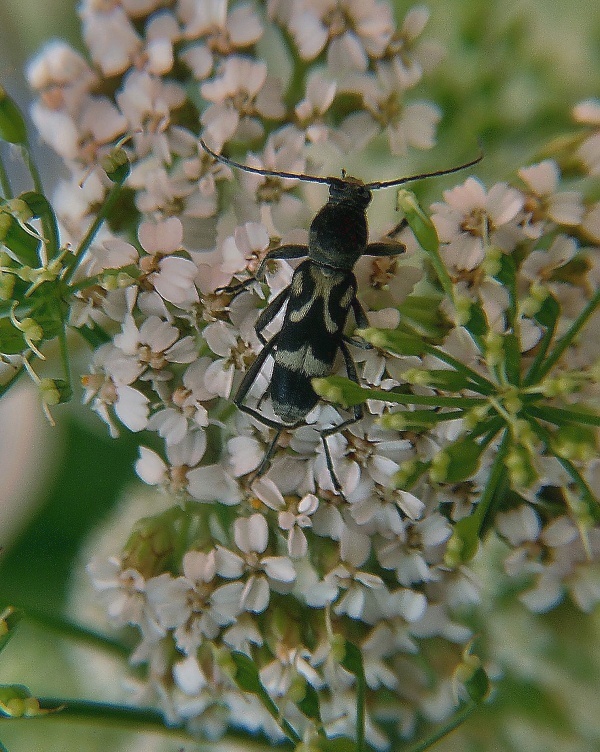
[308,191,370,269]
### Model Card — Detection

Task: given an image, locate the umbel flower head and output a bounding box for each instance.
[0,0,598,749]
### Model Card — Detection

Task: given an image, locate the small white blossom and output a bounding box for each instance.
[431,178,525,271]
[518,160,584,226]
[215,514,296,612]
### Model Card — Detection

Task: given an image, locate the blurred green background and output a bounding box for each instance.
[0,1,599,750]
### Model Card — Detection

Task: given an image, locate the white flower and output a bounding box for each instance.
[80,4,142,76]
[342,64,441,154]
[520,234,578,287]
[325,526,384,619]
[113,314,197,376]
[375,513,452,586]
[295,70,337,143]
[27,39,95,94]
[177,0,263,48]
[220,222,270,278]
[215,514,296,612]
[495,504,541,546]
[251,477,319,557]
[431,178,525,271]
[518,160,584,226]
[187,464,241,505]
[286,0,393,65]
[116,70,186,162]
[203,320,256,398]
[260,643,323,696]
[200,56,284,149]
[574,99,600,175]
[87,556,146,625]
[136,431,207,490]
[173,654,207,695]
[146,550,236,654]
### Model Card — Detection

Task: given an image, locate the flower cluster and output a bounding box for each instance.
[0,0,598,749]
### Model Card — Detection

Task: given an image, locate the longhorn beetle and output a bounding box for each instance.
[201,140,482,495]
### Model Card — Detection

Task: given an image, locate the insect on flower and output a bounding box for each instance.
[201,140,482,495]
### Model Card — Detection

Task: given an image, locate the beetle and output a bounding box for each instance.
[201,140,482,494]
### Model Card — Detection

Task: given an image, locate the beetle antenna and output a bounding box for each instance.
[365,149,483,190]
[200,139,331,185]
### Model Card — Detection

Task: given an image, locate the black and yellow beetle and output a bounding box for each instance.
[201,140,481,494]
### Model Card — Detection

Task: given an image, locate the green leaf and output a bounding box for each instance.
[341,642,366,752]
[0,419,138,612]
[340,641,363,676]
[29,299,64,342]
[494,252,517,289]
[76,323,112,348]
[534,291,560,328]
[0,319,25,355]
[464,300,488,337]
[19,192,60,259]
[230,651,302,744]
[0,607,22,654]
[447,514,481,564]
[0,216,40,267]
[438,438,484,483]
[230,651,265,695]
[502,332,521,385]
[463,665,491,704]
[355,327,426,356]
[0,88,27,145]
[297,683,321,722]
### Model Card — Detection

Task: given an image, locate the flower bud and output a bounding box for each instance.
[396,189,439,253]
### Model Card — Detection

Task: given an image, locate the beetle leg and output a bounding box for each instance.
[233,335,278,409]
[253,243,308,279]
[365,218,409,256]
[216,244,308,296]
[253,427,283,478]
[320,340,364,499]
[232,332,304,479]
[255,286,291,344]
[343,297,373,349]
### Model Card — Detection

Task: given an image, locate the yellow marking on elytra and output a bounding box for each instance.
[277,344,330,376]
[288,266,348,334]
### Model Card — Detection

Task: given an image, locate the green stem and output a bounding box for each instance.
[421,342,495,394]
[531,287,600,383]
[4,698,289,751]
[64,179,125,284]
[526,404,600,428]
[522,310,556,387]
[470,415,504,441]
[469,429,511,534]
[0,150,12,198]
[19,145,56,259]
[67,264,139,294]
[66,274,105,293]
[402,701,478,752]
[23,608,132,661]
[355,658,366,752]
[527,418,599,519]
[373,388,484,409]
[20,146,44,195]
[57,325,72,399]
